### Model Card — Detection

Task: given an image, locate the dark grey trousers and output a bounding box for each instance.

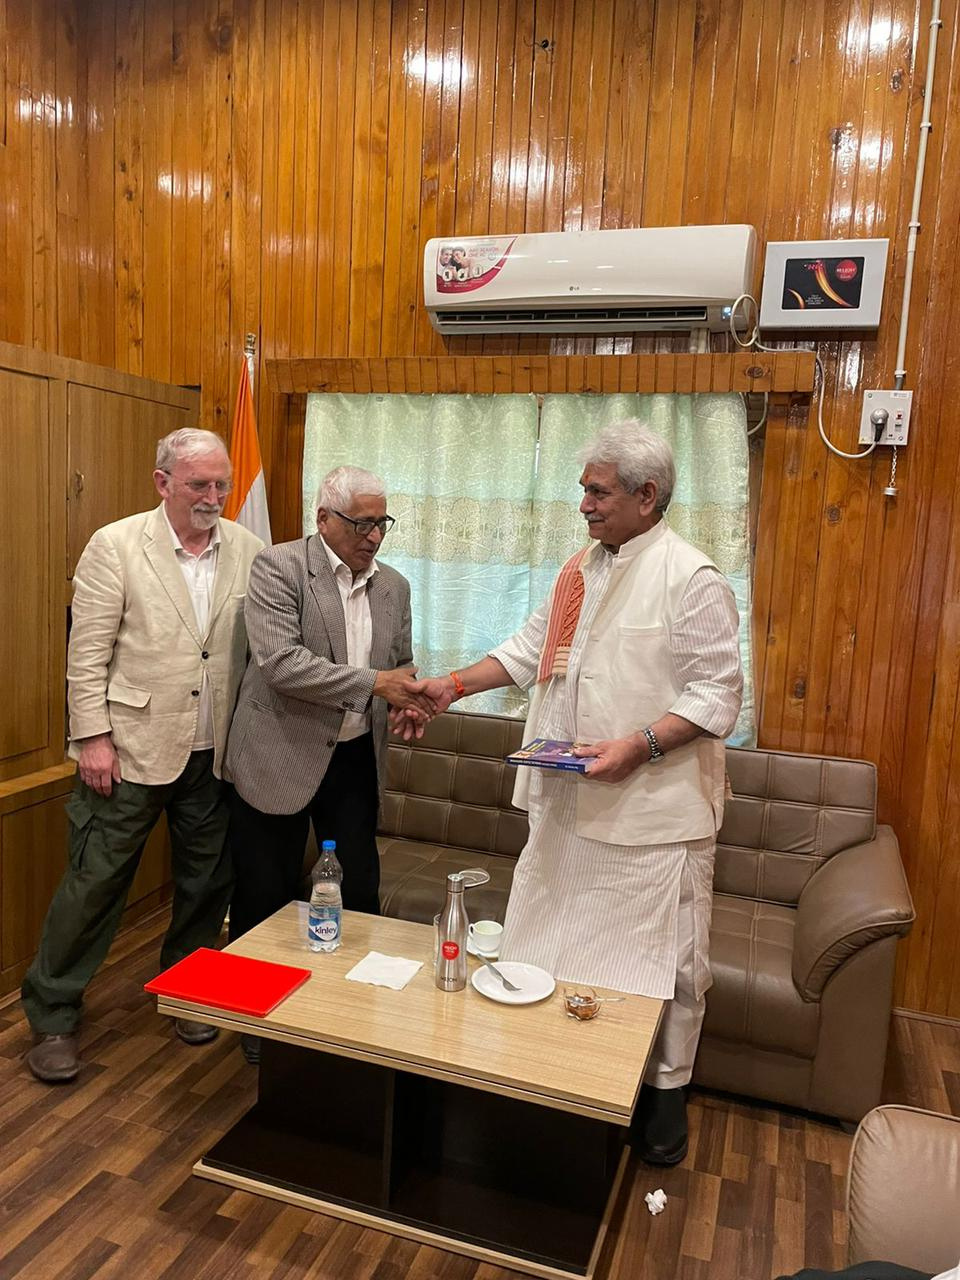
[21,750,231,1035]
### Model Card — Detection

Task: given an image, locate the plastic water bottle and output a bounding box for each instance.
[308,840,343,953]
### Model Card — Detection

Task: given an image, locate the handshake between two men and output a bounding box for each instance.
[374,667,458,740]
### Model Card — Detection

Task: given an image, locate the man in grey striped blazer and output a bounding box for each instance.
[224,467,433,1036]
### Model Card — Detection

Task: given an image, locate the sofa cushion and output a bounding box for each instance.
[377,837,516,925]
[715,749,878,906]
[380,712,527,859]
[705,894,819,1058]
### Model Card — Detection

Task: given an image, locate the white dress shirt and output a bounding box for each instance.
[320,535,378,741]
[162,509,220,751]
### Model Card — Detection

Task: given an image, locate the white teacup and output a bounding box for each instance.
[469,920,503,956]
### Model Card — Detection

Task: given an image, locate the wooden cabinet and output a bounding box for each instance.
[0,367,65,780]
[67,383,193,577]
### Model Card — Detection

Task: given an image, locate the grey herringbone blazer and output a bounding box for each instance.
[223,535,413,814]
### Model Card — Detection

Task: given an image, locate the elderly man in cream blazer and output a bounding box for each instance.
[400,421,743,1167]
[22,428,263,1084]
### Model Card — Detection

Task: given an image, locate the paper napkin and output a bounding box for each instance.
[344,951,423,991]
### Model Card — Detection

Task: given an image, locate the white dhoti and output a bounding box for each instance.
[499,769,715,1087]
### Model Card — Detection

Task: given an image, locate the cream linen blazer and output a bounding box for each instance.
[67,505,264,785]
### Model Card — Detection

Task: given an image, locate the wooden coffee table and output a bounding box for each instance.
[153,905,662,1280]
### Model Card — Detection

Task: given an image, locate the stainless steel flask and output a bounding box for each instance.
[434,867,490,991]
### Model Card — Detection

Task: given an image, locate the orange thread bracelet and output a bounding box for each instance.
[449,670,466,699]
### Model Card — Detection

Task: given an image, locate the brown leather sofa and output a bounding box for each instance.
[372,711,915,1123]
[846,1105,960,1274]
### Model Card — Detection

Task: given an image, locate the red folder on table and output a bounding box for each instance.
[144,947,311,1018]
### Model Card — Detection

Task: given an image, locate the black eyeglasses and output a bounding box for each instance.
[333,510,396,537]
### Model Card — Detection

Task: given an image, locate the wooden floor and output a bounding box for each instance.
[0,915,957,1280]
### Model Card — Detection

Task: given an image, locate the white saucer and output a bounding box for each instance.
[470,962,556,1006]
[467,936,500,960]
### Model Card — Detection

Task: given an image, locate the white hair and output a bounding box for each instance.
[578,420,676,512]
[156,427,229,472]
[316,465,385,511]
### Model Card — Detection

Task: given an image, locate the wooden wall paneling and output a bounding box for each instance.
[2,1,29,346]
[539,1,572,238]
[379,0,408,359]
[411,0,441,356]
[298,0,322,371]
[229,0,264,402]
[141,1,170,386]
[521,0,549,236]
[812,15,908,760]
[78,0,117,369]
[0,0,6,148]
[701,0,740,228]
[329,2,355,360]
[392,0,427,357]
[311,0,336,359]
[287,0,311,372]
[197,0,223,432]
[364,0,393,357]
[680,0,718,228]
[114,0,145,376]
[895,200,960,1009]
[347,0,373,356]
[209,0,235,437]
[54,0,80,359]
[872,38,959,840]
[505,1,533,240]
[30,0,58,355]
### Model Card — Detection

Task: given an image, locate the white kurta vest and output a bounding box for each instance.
[512,521,727,845]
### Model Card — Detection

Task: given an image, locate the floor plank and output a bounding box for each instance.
[0,911,956,1279]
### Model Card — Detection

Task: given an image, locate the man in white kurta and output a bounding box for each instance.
[402,421,743,1165]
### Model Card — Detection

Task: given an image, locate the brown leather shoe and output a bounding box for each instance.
[174,1018,218,1045]
[26,1033,80,1083]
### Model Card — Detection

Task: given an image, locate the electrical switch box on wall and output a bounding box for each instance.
[858,390,913,445]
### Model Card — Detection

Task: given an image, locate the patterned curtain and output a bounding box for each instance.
[303,391,755,742]
[303,393,539,714]
[535,393,756,745]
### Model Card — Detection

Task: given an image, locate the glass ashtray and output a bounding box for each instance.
[563,987,601,1020]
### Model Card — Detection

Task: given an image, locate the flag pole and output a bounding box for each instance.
[244,332,256,397]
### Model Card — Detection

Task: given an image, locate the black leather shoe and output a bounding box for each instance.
[631,1084,688,1165]
[174,1018,218,1045]
[240,1034,261,1065]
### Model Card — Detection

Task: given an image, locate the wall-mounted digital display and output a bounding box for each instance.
[759,239,888,329]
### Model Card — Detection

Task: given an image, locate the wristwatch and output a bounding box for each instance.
[641,726,665,763]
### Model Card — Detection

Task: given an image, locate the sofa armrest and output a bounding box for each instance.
[847,1105,960,1273]
[792,826,914,1000]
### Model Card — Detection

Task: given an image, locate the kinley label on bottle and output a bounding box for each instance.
[310,911,340,944]
[441,940,459,959]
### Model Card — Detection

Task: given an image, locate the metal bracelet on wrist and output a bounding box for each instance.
[641,725,665,763]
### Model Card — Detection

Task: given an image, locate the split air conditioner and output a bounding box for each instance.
[423,225,757,335]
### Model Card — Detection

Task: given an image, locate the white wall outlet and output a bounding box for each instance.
[858,389,912,445]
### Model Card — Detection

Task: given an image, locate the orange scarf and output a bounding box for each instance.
[536,547,591,683]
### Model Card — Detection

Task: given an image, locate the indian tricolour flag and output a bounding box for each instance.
[222,352,272,545]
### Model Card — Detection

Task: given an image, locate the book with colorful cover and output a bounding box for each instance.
[506,738,596,773]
